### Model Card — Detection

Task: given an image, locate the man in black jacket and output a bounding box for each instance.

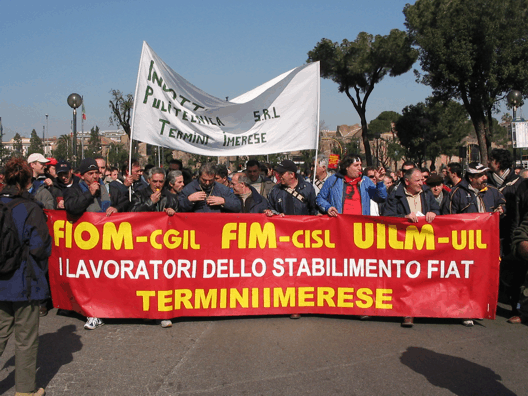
[383,167,440,328]
[383,168,440,223]
[64,158,121,330]
[130,167,178,216]
[231,172,268,213]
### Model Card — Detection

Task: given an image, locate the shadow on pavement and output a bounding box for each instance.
[0,324,82,393]
[400,347,516,396]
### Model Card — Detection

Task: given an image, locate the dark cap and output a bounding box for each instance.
[78,158,99,175]
[426,174,444,186]
[274,160,297,174]
[56,160,71,174]
[467,162,489,174]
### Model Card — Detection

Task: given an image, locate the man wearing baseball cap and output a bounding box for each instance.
[265,159,317,320]
[444,161,506,327]
[265,160,318,217]
[27,153,55,209]
[444,162,506,215]
[64,158,121,330]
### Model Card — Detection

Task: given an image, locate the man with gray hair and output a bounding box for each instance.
[179,162,241,213]
[313,154,330,195]
[130,167,179,215]
[230,172,268,213]
[166,170,185,197]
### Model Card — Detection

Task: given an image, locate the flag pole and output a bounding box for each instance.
[81,97,85,160]
[312,61,321,187]
[129,42,147,200]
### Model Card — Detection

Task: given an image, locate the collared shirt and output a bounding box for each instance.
[468,184,486,213]
[404,188,423,214]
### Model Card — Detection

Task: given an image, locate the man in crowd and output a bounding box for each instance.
[266,159,317,319]
[214,165,230,187]
[389,161,416,193]
[383,167,440,328]
[444,162,506,326]
[168,158,193,185]
[46,157,58,179]
[130,167,179,216]
[384,167,439,223]
[266,160,318,217]
[425,174,448,213]
[179,163,240,213]
[446,162,463,188]
[383,175,394,190]
[64,158,121,330]
[246,159,274,198]
[52,160,79,209]
[166,170,185,198]
[486,149,523,319]
[313,155,330,195]
[28,153,55,209]
[443,162,505,216]
[122,159,148,195]
[509,216,528,324]
[231,172,268,213]
[316,155,386,217]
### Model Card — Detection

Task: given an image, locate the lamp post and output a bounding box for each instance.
[67,93,83,166]
[45,114,48,155]
[507,90,522,166]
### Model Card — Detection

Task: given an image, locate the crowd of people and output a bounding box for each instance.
[1,148,528,394]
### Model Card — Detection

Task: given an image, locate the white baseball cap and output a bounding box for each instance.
[27,153,50,164]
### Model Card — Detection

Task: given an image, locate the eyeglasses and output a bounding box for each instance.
[368,175,376,179]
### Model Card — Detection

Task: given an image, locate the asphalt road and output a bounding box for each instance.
[0,304,526,396]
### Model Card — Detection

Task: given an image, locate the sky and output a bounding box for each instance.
[0,0,517,142]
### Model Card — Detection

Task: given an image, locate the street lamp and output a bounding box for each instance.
[507,90,523,166]
[67,93,83,166]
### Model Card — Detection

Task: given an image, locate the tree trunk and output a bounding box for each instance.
[472,117,489,165]
[360,115,373,166]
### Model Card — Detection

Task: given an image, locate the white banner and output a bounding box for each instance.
[131,42,320,156]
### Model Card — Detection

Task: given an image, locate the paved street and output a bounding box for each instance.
[0,304,526,395]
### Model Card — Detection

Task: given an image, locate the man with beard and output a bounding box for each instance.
[179,162,240,213]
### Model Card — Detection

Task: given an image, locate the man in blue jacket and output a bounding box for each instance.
[316,154,387,217]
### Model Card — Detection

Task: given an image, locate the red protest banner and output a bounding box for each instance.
[46,211,500,320]
[328,154,339,169]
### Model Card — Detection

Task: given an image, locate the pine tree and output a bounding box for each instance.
[27,129,44,156]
